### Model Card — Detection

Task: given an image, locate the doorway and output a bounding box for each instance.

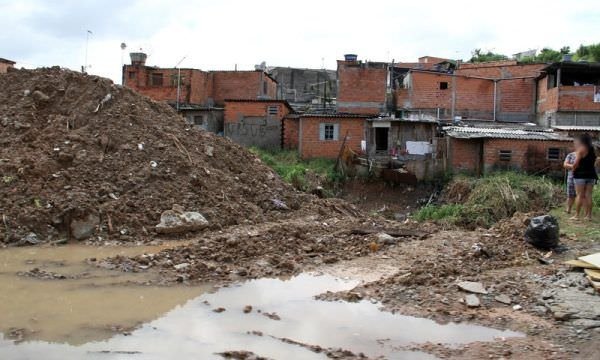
[375,127,389,152]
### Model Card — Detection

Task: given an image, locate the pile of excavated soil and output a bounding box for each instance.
[99,213,423,283]
[0,67,331,245]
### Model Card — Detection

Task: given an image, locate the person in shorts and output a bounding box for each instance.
[563,151,577,214]
[570,134,598,220]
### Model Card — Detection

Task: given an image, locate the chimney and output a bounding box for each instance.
[130,52,147,66]
[344,54,358,62]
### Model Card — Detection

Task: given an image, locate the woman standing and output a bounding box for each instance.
[563,151,577,214]
[570,133,598,220]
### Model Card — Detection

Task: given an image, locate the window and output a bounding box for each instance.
[128,71,136,79]
[263,81,268,95]
[193,115,205,125]
[170,74,186,86]
[267,105,279,116]
[319,123,339,141]
[498,150,512,162]
[439,82,448,90]
[547,148,561,161]
[151,73,163,86]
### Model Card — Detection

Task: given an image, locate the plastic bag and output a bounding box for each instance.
[524,215,559,249]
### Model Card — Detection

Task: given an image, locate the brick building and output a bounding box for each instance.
[122,52,278,132]
[0,58,15,74]
[283,114,369,159]
[337,55,388,115]
[445,126,572,176]
[224,99,293,149]
[536,62,600,128]
[395,61,545,122]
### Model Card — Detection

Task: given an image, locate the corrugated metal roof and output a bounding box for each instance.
[300,113,371,118]
[444,126,571,141]
[552,125,600,132]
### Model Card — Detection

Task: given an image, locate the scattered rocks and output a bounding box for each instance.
[155,205,208,234]
[263,312,281,321]
[465,294,481,307]
[376,232,397,245]
[212,307,226,313]
[457,281,488,294]
[243,305,253,313]
[494,294,512,305]
[70,212,100,240]
[31,90,50,103]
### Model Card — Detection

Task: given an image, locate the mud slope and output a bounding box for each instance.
[0,67,332,244]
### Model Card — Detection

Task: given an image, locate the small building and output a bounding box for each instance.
[224,99,293,149]
[267,66,337,112]
[284,113,369,159]
[0,58,15,74]
[445,126,572,176]
[536,61,600,127]
[337,55,388,115]
[366,117,443,181]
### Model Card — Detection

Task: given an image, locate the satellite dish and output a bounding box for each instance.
[120,43,127,50]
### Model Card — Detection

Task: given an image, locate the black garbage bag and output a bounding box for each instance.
[524,215,559,249]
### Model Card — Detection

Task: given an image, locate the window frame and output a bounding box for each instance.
[498,149,512,162]
[150,72,164,86]
[547,147,561,161]
[267,105,279,116]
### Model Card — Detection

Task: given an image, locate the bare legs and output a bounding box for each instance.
[566,197,575,214]
[573,183,595,220]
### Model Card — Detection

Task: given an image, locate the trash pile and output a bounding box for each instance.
[0,67,324,244]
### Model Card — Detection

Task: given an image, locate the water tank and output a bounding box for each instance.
[562,54,573,62]
[130,52,147,66]
[344,54,358,62]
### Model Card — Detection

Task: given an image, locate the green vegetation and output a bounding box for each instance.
[469,43,600,64]
[250,148,342,193]
[414,172,561,228]
[469,49,508,63]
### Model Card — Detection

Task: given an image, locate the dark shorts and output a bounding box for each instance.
[566,178,576,198]
[573,178,598,186]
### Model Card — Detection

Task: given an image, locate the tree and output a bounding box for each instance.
[574,43,600,62]
[469,49,509,63]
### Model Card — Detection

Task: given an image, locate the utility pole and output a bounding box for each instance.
[175,56,187,112]
[84,30,92,73]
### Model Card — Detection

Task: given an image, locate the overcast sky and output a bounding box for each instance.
[1,0,599,83]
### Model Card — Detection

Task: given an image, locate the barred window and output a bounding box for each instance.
[499,150,512,161]
[547,148,561,161]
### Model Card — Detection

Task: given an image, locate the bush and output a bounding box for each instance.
[414,172,562,228]
[249,148,342,193]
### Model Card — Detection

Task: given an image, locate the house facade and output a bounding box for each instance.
[0,58,15,74]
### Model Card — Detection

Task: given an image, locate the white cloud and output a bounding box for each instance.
[1,0,599,83]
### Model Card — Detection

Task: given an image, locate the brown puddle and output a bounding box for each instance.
[0,246,524,359]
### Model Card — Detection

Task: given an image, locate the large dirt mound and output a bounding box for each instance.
[0,67,324,244]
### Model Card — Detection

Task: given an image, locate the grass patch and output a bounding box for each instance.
[414,172,562,228]
[250,148,343,192]
[550,186,600,242]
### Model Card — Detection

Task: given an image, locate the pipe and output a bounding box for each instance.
[493,80,497,121]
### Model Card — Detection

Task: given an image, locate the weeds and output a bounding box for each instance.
[415,172,562,228]
[250,148,343,193]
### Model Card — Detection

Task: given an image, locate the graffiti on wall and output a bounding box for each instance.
[225,117,281,149]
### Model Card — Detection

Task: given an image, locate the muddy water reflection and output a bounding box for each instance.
[0,260,524,360]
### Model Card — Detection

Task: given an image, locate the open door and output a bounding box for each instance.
[375,127,389,152]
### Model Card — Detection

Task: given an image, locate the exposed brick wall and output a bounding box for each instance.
[558,86,600,111]
[283,117,299,149]
[300,116,366,159]
[448,138,482,173]
[483,139,570,173]
[212,71,276,105]
[448,137,571,175]
[456,63,545,78]
[537,77,558,113]
[224,100,290,123]
[124,65,276,107]
[0,62,14,74]
[337,60,387,115]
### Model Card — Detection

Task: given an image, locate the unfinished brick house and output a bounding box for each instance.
[445,126,572,176]
[122,52,278,133]
[336,54,388,115]
[0,58,15,74]
[536,62,600,139]
[395,61,546,122]
[224,99,293,149]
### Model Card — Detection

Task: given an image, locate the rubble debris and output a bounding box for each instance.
[155,205,208,234]
[243,305,252,313]
[457,281,488,294]
[212,307,226,313]
[70,212,100,240]
[524,215,559,249]
[494,294,512,305]
[217,350,270,360]
[262,312,281,321]
[465,294,481,307]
